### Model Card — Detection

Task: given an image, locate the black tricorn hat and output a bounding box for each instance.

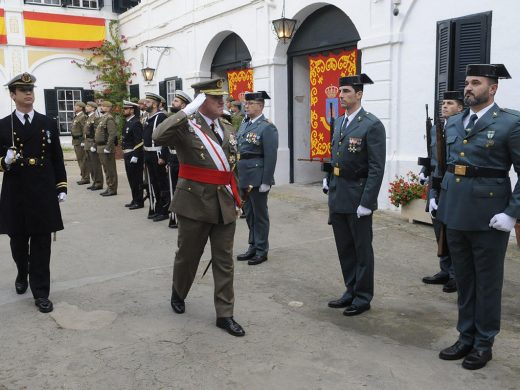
[339,73,374,87]
[245,91,271,101]
[443,90,464,102]
[466,64,511,79]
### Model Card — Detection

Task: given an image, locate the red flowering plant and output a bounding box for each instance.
[388,171,428,207]
[72,20,135,135]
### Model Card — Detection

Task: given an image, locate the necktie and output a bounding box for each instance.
[211,122,223,145]
[340,116,348,137]
[24,113,30,127]
[466,113,478,132]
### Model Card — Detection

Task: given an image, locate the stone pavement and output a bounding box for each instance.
[0,157,519,389]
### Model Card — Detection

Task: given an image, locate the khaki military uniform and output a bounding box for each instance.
[95,113,118,193]
[71,111,89,182]
[153,111,238,317]
[83,113,103,188]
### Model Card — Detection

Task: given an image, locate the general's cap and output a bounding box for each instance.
[75,101,86,108]
[443,91,464,102]
[86,101,98,109]
[339,73,374,87]
[245,91,271,101]
[466,64,511,79]
[6,72,36,88]
[191,78,228,96]
[123,100,139,108]
[145,92,163,103]
[173,90,192,104]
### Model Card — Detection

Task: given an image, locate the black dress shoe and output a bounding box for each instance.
[443,278,457,293]
[101,191,117,197]
[148,213,159,220]
[129,203,144,210]
[125,202,135,207]
[15,279,28,295]
[90,186,103,191]
[34,298,53,313]
[248,255,267,265]
[216,317,245,337]
[237,248,256,261]
[86,185,94,190]
[462,349,492,370]
[170,288,185,314]
[77,180,90,185]
[422,272,450,285]
[343,304,370,316]
[439,341,473,360]
[328,295,353,308]
[153,214,169,222]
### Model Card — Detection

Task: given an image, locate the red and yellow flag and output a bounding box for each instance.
[309,49,358,159]
[0,9,7,45]
[23,11,105,49]
[227,68,254,101]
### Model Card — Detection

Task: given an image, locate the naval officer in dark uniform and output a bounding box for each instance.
[326,74,386,316]
[437,64,520,370]
[122,100,144,209]
[0,73,67,313]
[235,91,278,265]
[153,79,245,337]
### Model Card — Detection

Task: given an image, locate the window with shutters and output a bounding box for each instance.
[434,12,491,117]
[165,77,183,107]
[44,88,93,135]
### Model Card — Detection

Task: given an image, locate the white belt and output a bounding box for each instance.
[123,149,133,154]
[144,146,161,152]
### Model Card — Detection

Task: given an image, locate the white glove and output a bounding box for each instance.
[58,192,67,203]
[429,198,438,212]
[489,213,516,232]
[104,149,111,154]
[322,177,329,194]
[80,143,85,147]
[90,146,96,152]
[182,93,206,116]
[4,148,16,165]
[259,184,271,193]
[419,172,428,185]
[357,205,372,218]
[130,156,138,163]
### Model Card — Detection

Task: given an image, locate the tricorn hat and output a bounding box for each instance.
[245,91,271,101]
[466,64,511,79]
[339,73,374,87]
[443,90,464,102]
[191,78,228,96]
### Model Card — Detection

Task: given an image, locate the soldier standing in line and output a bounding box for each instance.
[165,90,192,228]
[71,101,89,185]
[95,101,118,196]
[230,100,244,131]
[153,79,245,337]
[235,91,278,266]
[326,74,386,317]
[139,98,148,125]
[84,101,104,191]
[437,64,520,370]
[0,73,67,313]
[122,100,144,209]
[143,92,169,221]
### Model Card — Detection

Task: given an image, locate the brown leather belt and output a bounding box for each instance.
[447,164,507,178]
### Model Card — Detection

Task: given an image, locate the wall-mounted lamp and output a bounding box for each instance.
[392,0,401,16]
[140,46,172,82]
[272,0,297,43]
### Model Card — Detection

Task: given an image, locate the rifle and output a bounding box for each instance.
[431,117,449,257]
[417,104,433,211]
[322,102,336,180]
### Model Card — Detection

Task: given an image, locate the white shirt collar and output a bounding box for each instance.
[15,110,34,124]
[470,102,495,120]
[199,112,224,139]
[249,114,263,124]
[343,106,363,127]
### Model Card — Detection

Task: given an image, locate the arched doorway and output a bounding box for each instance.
[288,5,360,183]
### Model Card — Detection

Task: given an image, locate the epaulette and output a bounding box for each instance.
[500,108,520,117]
[357,111,377,123]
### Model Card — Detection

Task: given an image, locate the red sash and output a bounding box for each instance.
[179,163,241,207]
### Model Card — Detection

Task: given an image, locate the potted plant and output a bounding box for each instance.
[388,171,431,224]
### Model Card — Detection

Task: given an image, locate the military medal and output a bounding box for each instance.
[487,130,495,139]
[348,137,362,153]
[200,152,205,160]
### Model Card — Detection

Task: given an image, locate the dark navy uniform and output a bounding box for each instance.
[122,112,144,207]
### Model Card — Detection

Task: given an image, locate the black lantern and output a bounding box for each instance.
[272,0,297,42]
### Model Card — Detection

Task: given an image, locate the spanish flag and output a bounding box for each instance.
[0,9,7,45]
[24,11,106,49]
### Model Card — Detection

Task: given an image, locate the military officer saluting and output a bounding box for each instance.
[436,64,520,370]
[71,101,89,185]
[326,74,386,317]
[95,101,118,196]
[84,101,104,191]
[236,91,278,265]
[122,100,144,209]
[153,79,245,337]
[0,73,67,313]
